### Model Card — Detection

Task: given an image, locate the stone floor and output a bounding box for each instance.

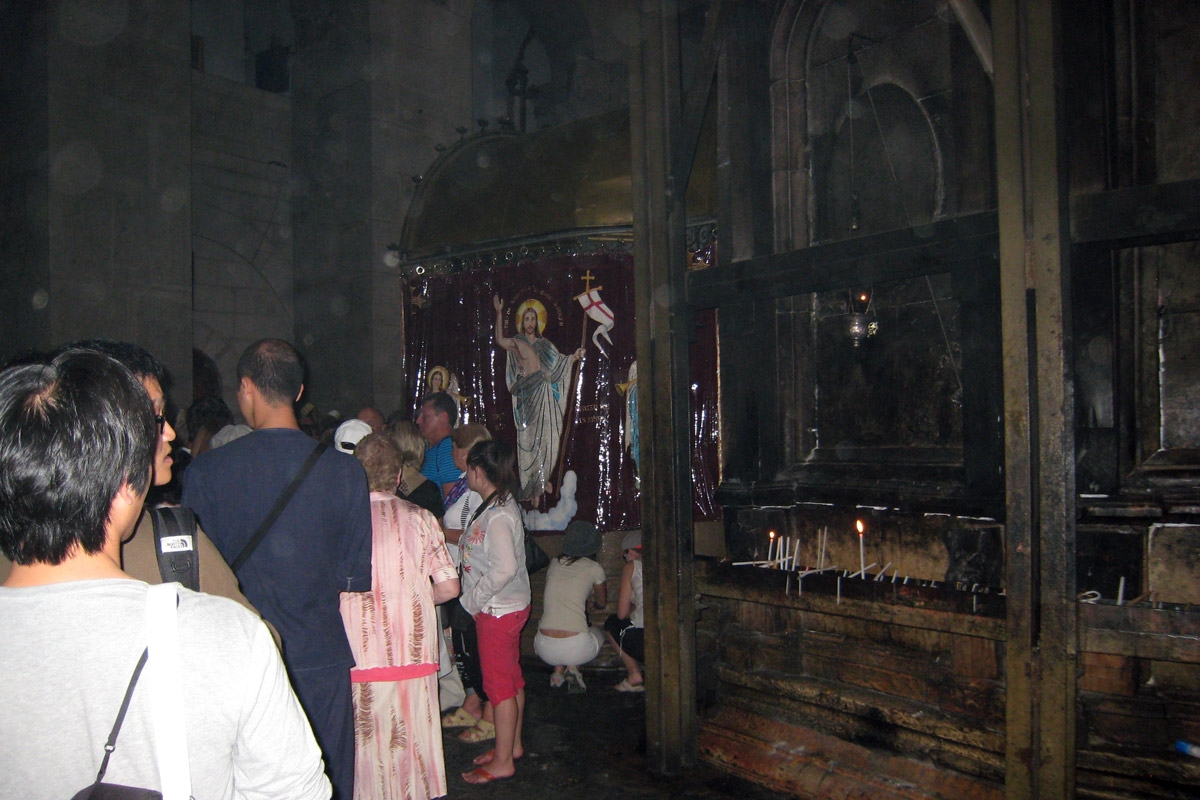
[440,661,784,799]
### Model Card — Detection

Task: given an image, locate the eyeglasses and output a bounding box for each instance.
[154,414,167,434]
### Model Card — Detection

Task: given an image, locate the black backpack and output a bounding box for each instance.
[147,506,200,591]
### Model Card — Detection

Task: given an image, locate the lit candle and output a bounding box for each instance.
[768,530,776,564]
[857,519,866,578]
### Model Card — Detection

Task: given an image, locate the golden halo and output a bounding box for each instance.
[515,299,547,336]
[427,366,450,392]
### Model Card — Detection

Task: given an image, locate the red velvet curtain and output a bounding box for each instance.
[404,252,719,531]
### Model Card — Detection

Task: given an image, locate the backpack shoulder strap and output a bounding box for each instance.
[231,442,328,574]
[149,506,200,592]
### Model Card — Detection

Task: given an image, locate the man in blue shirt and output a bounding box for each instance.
[417,391,461,498]
[183,338,371,800]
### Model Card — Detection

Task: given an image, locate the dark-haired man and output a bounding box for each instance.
[0,340,263,627]
[0,349,330,799]
[416,390,460,498]
[183,337,371,800]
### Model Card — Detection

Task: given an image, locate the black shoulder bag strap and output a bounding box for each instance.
[149,506,200,592]
[76,648,151,796]
[457,491,497,583]
[466,491,497,530]
[231,442,328,574]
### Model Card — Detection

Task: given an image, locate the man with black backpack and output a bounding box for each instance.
[0,348,330,799]
[0,340,269,635]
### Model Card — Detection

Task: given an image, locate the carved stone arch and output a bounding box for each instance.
[817,81,943,240]
[769,0,826,250]
[772,1,961,247]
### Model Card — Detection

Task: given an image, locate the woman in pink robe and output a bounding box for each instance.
[342,433,460,800]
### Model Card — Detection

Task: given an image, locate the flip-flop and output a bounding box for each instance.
[441,707,479,729]
[615,678,645,693]
[458,719,496,742]
[472,748,524,766]
[462,767,511,784]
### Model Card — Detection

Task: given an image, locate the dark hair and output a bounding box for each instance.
[466,439,518,502]
[356,433,403,493]
[186,395,234,441]
[420,391,457,424]
[67,338,167,386]
[237,338,305,406]
[0,349,156,565]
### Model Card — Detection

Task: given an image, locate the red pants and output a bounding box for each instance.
[475,605,530,703]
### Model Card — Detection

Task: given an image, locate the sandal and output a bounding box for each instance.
[615,678,645,693]
[458,719,496,742]
[462,767,512,784]
[550,672,565,688]
[441,707,479,729]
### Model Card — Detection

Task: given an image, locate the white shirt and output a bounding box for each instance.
[459,498,531,617]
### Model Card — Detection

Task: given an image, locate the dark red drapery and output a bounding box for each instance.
[404,252,719,531]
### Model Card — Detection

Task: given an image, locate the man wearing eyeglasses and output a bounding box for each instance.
[0,339,265,629]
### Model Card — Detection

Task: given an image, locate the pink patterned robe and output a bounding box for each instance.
[340,493,458,800]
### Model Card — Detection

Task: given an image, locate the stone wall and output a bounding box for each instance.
[191,69,293,411]
[0,0,192,394]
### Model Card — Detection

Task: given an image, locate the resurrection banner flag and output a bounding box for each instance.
[403,251,719,532]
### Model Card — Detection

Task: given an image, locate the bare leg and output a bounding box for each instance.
[473,690,524,766]
[461,691,483,719]
[604,631,643,685]
[466,696,520,781]
[514,687,525,756]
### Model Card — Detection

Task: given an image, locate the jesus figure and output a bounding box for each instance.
[493,294,585,501]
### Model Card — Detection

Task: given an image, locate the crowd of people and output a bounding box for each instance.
[0,337,645,800]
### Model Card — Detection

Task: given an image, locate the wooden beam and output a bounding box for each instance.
[673,0,729,195]
[630,0,697,775]
[696,572,1007,640]
[994,1,1077,797]
[1079,603,1200,662]
[1070,179,1200,247]
[687,212,998,309]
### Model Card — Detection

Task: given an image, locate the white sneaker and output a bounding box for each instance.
[565,665,586,693]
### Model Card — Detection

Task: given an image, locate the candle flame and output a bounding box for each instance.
[856,519,865,535]
[769,530,776,539]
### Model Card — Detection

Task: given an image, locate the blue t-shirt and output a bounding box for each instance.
[420,436,460,489]
[182,428,372,671]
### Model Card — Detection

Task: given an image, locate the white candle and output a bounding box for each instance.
[1117,576,1126,606]
[856,519,866,578]
[792,539,801,572]
[767,531,776,563]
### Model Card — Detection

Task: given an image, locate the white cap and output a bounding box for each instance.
[334,419,372,454]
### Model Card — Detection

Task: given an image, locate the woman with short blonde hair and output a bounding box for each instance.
[342,432,460,799]
[384,421,442,518]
